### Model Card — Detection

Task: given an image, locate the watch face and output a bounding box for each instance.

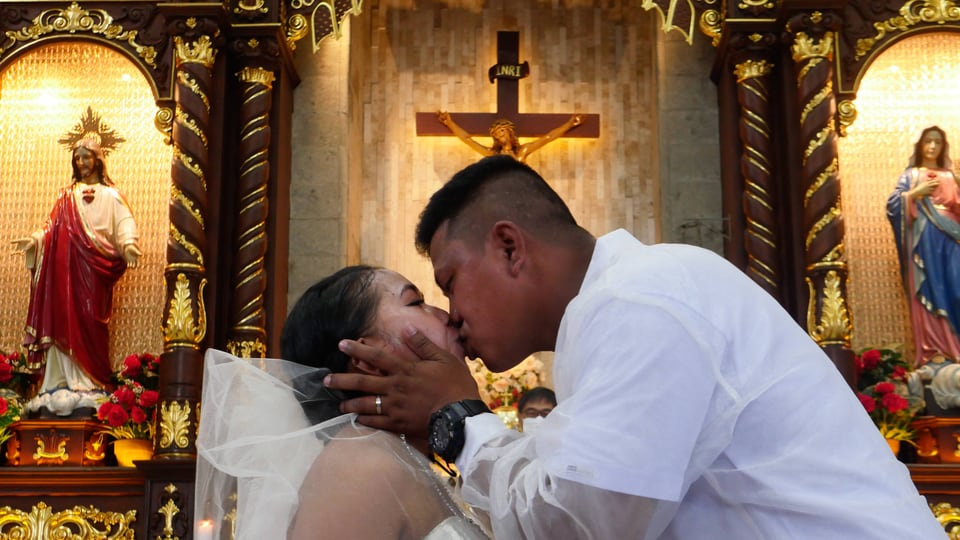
[429,411,452,454]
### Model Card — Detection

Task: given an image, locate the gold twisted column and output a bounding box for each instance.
[787,12,856,382]
[733,58,779,297]
[225,66,275,359]
[156,30,217,460]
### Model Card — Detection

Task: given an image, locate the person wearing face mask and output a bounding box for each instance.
[195,266,489,540]
[516,386,556,435]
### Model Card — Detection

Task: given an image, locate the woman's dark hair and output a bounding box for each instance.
[912,126,950,168]
[517,386,557,412]
[281,265,381,423]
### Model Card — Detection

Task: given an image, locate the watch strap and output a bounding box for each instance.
[459,399,491,417]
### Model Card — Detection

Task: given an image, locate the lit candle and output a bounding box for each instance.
[195,519,215,540]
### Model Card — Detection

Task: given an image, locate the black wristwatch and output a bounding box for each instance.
[428,399,490,463]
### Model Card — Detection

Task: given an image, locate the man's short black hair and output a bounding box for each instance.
[414,155,578,255]
[518,386,557,411]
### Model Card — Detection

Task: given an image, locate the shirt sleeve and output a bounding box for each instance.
[454,294,727,539]
[458,424,662,540]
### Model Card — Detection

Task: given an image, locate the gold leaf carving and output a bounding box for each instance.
[174,35,217,68]
[0,501,137,538]
[791,31,834,62]
[234,0,269,15]
[856,0,960,60]
[159,400,191,449]
[226,339,267,358]
[236,66,276,87]
[170,186,205,228]
[285,14,309,51]
[154,107,174,145]
[733,59,773,82]
[168,225,205,267]
[157,498,181,539]
[1,2,157,67]
[163,273,207,347]
[806,270,852,345]
[837,100,858,137]
[698,10,722,47]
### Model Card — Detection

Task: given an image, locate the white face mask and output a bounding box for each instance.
[521,416,546,435]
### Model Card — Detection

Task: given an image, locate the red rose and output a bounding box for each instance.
[875,382,895,394]
[0,397,7,416]
[892,366,907,381]
[881,392,909,413]
[139,390,159,408]
[130,406,147,424]
[861,349,882,370]
[0,362,12,383]
[857,393,876,413]
[106,406,129,427]
[97,401,114,421]
[121,355,142,378]
[115,386,136,408]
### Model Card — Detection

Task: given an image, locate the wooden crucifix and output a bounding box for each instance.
[416,31,599,162]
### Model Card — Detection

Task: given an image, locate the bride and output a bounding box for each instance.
[195,266,489,539]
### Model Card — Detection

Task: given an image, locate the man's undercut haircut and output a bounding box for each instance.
[415,155,579,255]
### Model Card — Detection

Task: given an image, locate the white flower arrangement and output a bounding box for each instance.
[469,355,546,409]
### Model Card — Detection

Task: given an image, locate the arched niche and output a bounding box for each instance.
[837,31,960,360]
[0,39,171,364]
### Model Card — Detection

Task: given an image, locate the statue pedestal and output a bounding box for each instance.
[4,418,108,466]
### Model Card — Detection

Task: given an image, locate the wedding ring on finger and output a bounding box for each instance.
[375,395,383,415]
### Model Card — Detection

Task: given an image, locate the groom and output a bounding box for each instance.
[326,155,944,538]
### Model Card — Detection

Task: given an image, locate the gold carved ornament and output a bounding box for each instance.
[931,502,960,538]
[856,0,960,60]
[234,0,268,16]
[174,34,217,68]
[836,100,858,136]
[733,59,774,82]
[0,2,157,67]
[159,400,191,450]
[0,501,136,539]
[32,435,68,465]
[156,485,183,540]
[699,10,722,47]
[237,66,276,88]
[155,107,174,145]
[791,30,835,63]
[163,273,207,349]
[174,108,210,150]
[806,270,853,346]
[284,0,364,52]
[226,339,267,358]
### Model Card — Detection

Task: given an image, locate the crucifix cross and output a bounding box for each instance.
[416,31,599,142]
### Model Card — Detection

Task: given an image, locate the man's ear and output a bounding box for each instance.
[491,221,526,276]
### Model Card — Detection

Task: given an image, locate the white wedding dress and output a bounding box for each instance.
[195,349,488,540]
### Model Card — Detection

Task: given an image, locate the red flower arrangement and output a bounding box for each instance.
[855,347,922,442]
[0,350,32,398]
[0,394,21,446]
[97,353,160,440]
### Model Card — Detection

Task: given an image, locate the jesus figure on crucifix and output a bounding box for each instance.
[437,111,583,163]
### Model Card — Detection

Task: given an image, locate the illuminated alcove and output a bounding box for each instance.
[839,31,960,359]
[0,40,170,366]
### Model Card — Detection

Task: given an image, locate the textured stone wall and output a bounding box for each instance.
[287,2,721,317]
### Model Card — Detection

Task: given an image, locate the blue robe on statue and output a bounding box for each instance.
[886,167,960,364]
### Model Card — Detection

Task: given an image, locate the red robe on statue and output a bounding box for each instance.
[24,187,128,387]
